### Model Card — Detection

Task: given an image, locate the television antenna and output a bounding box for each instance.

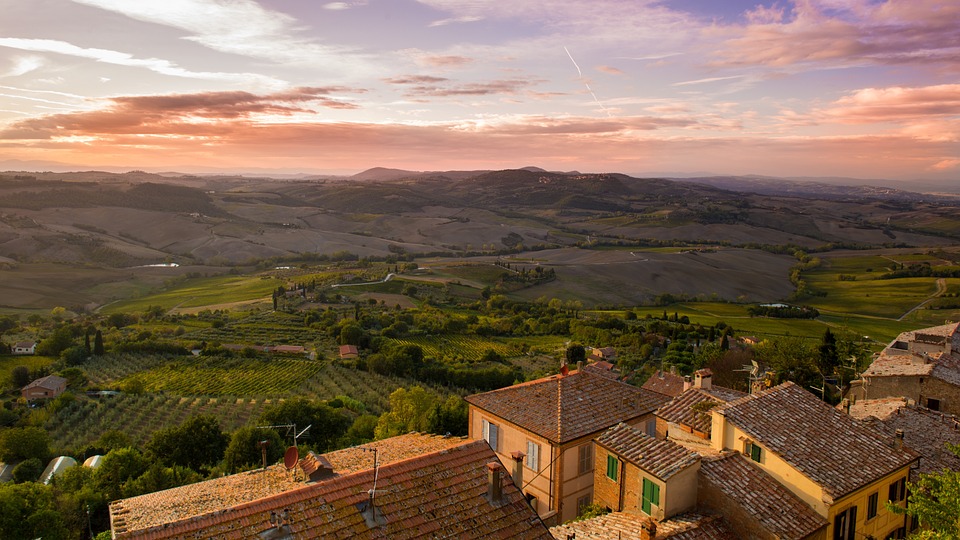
[735,360,762,394]
[357,447,387,527]
[257,423,312,448]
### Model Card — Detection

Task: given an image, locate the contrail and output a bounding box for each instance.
[563,45,609,116]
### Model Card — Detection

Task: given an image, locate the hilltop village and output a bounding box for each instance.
[7,321,953,539]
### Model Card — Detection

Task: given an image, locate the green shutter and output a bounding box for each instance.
[641,478,660,515]
[606,455,618,481]
[750,443,761,462]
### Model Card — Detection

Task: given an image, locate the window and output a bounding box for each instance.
[606,454,618,481]
[645,418,657,437]
[889,477,907,503]
[833,505,857,540]
[578,443,593,475]
[867,491,879,520]
[746,442,761,463]
[482,419,499,451]
[885,527,906,540]
[576,494,592,514]
[641,478,661,515]
[525,493,537,512]
[927,397,941,411]
[525,441,540,471]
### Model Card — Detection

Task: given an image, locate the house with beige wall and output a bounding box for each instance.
[465,367,669,525]
[592,422,700,520]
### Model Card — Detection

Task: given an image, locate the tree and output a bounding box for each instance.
[565,344,586,365]
[94,447,149,501]
[122,463,201,498]
[890,443,960,539]
[374,386,436,440]
[224,427,285,473]
[258,399,351,452]
[93,329,105,355]
[11,458,44,483]
[817,328,839,377]
[344,415,379,445]
[61,345,89,366]
[11,365,30,388]
[145,415,228,472]
[426,396,468,436]
[0,482,65,540]
[35,326,75,357]
[0,427,51,463]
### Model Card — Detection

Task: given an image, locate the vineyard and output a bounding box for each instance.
[45,393,274,451]
[388,334,567,364]
[115,356,324,396]
[182,310,325,347]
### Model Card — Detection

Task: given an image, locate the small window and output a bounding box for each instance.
[867,491,878,520]
[482,419,499,451]
[927,397,941,411]
[885,527,906,540]
[525,493,537,512]
[747,442,761,463]
[525,441,540,471]
[606,454,618,481]
[834,505,857,540]
[645,418,656,437]
[889,477,907,503]
[578,443,593,475]
[576,494,592,514]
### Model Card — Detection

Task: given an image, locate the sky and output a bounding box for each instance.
[0,0,958,180]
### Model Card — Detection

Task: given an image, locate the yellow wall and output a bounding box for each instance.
[712,410,912,539]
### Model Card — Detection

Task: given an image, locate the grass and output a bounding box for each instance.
[101,274,281,314]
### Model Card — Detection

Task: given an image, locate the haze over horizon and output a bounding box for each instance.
[1,1,958,183]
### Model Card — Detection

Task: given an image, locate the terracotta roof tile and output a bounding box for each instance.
[849,399,960,480]
[22,374,68,391]
[656,387,745,435]
[110,433,465,535]
[596,423,700,481]
[699,453,827,540]
[714,382,919,499]
[549,512,735,539]
[642,371,686,397]
[466,370,669,444]
[114,440,551,540]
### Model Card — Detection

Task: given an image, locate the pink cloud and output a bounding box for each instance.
[821,84,960,124]
[596,66,624,75]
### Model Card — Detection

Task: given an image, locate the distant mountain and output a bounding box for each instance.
[669,175,958,201]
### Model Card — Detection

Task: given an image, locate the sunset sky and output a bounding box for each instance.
[0,0,957,179]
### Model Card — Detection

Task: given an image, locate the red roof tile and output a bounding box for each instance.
[114,440,551,540]
[714,382,920,500]
[642,370,686,397]
[466,370,669,444]
[656,387,745,436]
[550,511,735,539]
[699,453,827,540]
[596,423,700,481]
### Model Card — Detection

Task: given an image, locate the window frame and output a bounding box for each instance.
[578,443,593,475]
[888,477,907,503]
[481,419,499,452]
[866,491,879,520]
[525,440,540,471]
[833,505,858,540]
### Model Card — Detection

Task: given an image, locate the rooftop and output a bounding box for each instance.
[714,382,920,500]
[110,433,466,535]
[114,440,551,540]
[699,452,827,540]
[466,370,669,444]
[549,512,735,540]
[656,387,746,436]
[595,423,700,481]
[642,370,686,398]
[22,374,67,391]
[863,322,960,381]
[848,398,960,479]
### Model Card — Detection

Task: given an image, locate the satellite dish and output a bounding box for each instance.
[284,446,300,470]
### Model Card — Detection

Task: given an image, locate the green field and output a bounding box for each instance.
[100,274,282,314]
[0,354,55,386]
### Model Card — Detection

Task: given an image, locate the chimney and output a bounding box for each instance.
[560,360,569,376]
[682,375,692,392]
[894,429,904,450]
[487,462,504,503]
[640,517,657,540]
[669,365,677,376]
[510,451,525,489]
[576,360,583,372]
[694,369,712,390]
[259,440,270,469]
[842,399,851,415]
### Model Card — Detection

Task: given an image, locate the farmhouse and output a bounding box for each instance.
[848,322,960,414]
[21,374,68,401]
[12,341,36,355]
[465,365,669,525]
[109,434,551,539]
[339,344,359,359]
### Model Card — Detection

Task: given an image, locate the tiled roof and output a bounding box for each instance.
[111,433,465,535]
[113,440,551,540]
[699,453,827,540]
[582,361,618,380]
[656,387,746,435]
[23,374,67,391]
[849,399,960,479]
[863,322,960,381]
[13,341,36,348]
[466,370,669,444]
[642,370,686,397]
[549,512,735,540]
[931,353,960,387]
[595,423,700,481]
[714,382,920,500]
[862,351,935,378]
